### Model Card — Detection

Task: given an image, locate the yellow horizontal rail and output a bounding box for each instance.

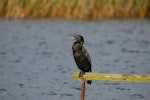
[72,72,150,82]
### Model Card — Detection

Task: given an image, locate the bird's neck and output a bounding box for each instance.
[73,42,83,50]
[76,41,84,45]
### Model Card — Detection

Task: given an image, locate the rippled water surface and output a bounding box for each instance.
[0,19,150,100]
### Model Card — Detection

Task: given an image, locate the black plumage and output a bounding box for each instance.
[71,35,92,84]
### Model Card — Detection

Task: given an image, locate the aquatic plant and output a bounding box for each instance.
[0,0,149,19]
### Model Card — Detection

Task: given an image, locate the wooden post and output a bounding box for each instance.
[80,78,86,100]
[72,72,150,82]
[72,72,150,100]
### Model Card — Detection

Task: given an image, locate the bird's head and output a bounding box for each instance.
[70,35,84,44]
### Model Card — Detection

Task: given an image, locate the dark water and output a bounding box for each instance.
[0,19,150,100]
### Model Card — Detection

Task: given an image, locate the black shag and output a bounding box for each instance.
[70,35,92,84]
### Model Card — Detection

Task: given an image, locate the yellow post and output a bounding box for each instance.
[72,72,150,82]
[73,72,150,100]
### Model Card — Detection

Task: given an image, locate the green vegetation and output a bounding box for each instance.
[0,0,150,20]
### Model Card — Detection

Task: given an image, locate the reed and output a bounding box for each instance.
[0,0,149,19]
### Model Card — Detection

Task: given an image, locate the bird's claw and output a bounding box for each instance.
[79,71,85,77]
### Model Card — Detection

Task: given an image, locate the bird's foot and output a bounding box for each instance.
[79,71,85,77]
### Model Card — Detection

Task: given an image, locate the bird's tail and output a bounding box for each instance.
[87,69,92,84]
[87,80,92,84]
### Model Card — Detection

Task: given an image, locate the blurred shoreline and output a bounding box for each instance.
[0,0,150,20]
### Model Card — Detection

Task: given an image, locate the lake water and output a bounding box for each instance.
[0,19,150,100]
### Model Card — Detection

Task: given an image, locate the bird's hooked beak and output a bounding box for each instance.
[68,36,75,39]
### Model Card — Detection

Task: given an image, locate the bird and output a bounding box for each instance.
[70,35,92,84]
